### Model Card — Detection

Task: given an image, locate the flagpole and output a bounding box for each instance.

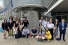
[10,0,12,16]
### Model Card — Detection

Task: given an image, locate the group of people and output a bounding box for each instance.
[2,15,67,42]
[38,17,67,41]
[2,15,29,39]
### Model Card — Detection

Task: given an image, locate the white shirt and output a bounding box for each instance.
[22,28,29,35]
[39,20,43,24]
[47,23,54,29]
[42,20,48,28]
[20,18,24,21]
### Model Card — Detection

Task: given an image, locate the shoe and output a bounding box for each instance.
[38,40,42,42]
[47,40,49,42]
[9,36,11,38]
[32,36,33,38]
[4,37,6,39]
[10,36,12,38]
[54,38,56,40]
[63,40,66,42]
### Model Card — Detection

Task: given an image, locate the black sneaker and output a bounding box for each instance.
[63,40,66,42]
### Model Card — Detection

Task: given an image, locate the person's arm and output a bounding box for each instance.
[59,23,61,28]
[2,23,4,29]
[7,23,10,29]
[27,29,29,34]
[27,20,29,24]
[35,29,38,35]
[22,29,25,35]
[31,29,33,34]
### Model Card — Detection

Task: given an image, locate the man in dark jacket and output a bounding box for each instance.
[59,19,67,41]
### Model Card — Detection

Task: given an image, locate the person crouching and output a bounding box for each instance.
[36,28,45,42]
[44,27,52,41]
[30,26,37,38]
[22,27,29,38]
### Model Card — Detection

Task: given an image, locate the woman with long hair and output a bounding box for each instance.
[53,19,59,39]
[36,28,45,42]
[2,20,8,39]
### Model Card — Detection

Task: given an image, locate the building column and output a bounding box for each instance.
[26,11,39,30]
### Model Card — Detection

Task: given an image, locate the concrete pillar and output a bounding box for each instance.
[26,11,39,30]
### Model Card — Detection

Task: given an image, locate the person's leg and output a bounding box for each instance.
[8,30,11,38]
[38,36,42,41]
[4,30,6,39]
[60,31,62,40]
[44,35,50,41]
[54,28,58,39]
[27,34,29,38]
[22,34,26,37]
[30,33,33,37]
[50,29,53,40]
[63,31,66,41]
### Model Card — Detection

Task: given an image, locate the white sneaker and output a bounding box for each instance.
[9,36,11,38]
[47,40,49,41]
[54,38,56,40]
[10,36,12,38]
[14,36,15,38]
[32,36,33,38]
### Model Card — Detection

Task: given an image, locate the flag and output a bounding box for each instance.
[10,0,13,7]
[0,0,13,13]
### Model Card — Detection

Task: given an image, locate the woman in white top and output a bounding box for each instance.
[47,19,54,40]
[39,17,43,24]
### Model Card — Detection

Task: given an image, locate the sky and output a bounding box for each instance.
[0,0,4,8]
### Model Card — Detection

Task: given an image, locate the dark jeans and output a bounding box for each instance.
[22,34,29,38]
[60,30,66,40]
[49,29,53,40]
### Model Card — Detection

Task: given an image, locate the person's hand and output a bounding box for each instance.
[62,28,64,30]
[53,31,55,33]
[8,27,9,29]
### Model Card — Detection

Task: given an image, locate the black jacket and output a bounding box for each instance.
[2,23,8,30]
[8,22,13,29]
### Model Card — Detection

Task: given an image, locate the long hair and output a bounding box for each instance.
[39,28,42,34]
[4,19,7,23]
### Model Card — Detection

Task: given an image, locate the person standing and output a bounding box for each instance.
[23,17,29,27]
[39,17,44,24]
[7,16,13,23]
[2,20,8,39]
[45,18,49,24]
[50,17,54,24]
[53,19,59,39]
[8,19,13,38]
[59,19,67,41]
[20,15,25,21]
[13,16,17,24]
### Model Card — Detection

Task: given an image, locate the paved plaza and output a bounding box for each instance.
[0,31,68,45]
[0,30,68,45]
